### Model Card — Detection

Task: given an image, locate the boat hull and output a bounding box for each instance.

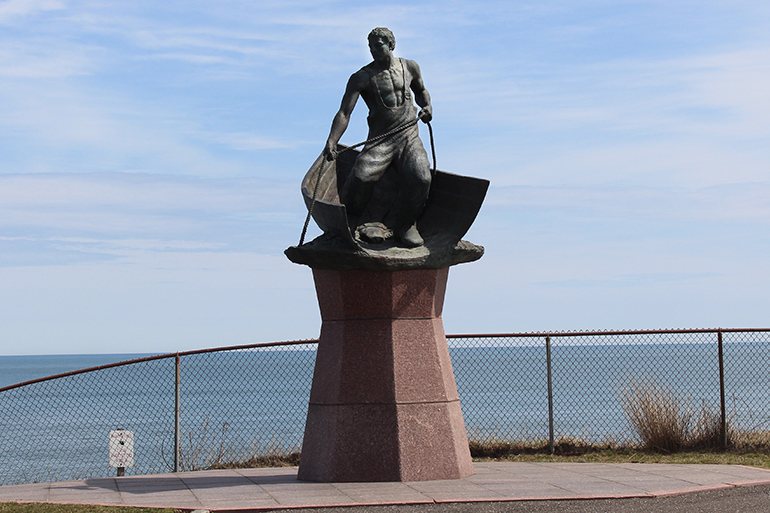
[301,146,489,249]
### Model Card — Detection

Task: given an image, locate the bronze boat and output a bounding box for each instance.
[301,145,489,249]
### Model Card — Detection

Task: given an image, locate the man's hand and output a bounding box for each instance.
[418,105,433,123]
[323,139,338,161]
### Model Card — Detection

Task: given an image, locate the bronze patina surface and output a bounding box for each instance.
[286,27,488,270]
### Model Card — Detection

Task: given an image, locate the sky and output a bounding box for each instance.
[1,0,769,355]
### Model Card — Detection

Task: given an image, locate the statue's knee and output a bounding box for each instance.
[403,155,431,188]
[412,170,431,193]
[356,164,386,183]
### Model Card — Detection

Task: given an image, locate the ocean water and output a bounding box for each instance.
[1,340,769,485]
[0,354,154,389]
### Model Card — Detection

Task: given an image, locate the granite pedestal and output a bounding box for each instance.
[298,267,473,482]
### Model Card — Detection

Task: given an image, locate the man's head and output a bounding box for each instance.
[368,27,395,51]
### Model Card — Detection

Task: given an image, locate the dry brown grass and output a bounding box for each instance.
[689,402,728,450]
[468,433,770,470]
[207,452,300,469]
[620,378,692,452]
[468,382,770,463]
[479,448,770,469]
[619,378,734,452]
[731,430,770,452]
[469,437,619,458]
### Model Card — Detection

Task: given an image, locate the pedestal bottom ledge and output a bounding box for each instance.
[298,400,473,482]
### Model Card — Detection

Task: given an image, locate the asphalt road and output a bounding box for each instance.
[275,483,770,513]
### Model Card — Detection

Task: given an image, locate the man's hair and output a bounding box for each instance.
[368,27,395,50]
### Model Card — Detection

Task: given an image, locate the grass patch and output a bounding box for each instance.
[0,505,175,513]
[469,437,619,458]
[207,452,300,469]
[473,447,770,470]
[206,431,770,472]
[469,429,770,470]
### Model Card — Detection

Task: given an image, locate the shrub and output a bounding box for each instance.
[690,401,729,450]
[620,378,692,453]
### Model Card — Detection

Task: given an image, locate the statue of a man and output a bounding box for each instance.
[323,27,433,247]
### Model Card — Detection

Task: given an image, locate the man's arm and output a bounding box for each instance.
[324,71,366,160]
[407,60,432,123]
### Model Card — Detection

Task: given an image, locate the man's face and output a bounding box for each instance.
[369,36,392,63]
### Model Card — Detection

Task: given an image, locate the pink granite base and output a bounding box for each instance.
[298,268,473,482]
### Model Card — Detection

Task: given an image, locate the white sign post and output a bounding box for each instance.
[109,429,134,476]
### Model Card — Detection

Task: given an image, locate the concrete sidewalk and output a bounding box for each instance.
[2,462,770,512]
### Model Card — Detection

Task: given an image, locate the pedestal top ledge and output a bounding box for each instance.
[285,234,484,271]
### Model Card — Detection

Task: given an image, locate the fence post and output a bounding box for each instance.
[717,330,727,448]
[174,353,181,472]
[546,336,555,455]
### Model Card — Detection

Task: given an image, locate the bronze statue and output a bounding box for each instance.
[323,27,433,247]
[286,28,488,271]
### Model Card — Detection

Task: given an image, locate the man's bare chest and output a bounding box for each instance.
[371,63,406,107]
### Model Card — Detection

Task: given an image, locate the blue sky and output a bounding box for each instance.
[1,1,768,355]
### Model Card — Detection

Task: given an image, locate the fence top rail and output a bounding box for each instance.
[447,328,770,339]
[0,338,318,393]
[3,328,768,393]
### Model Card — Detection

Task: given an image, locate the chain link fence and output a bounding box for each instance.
[450,329,770,448]
[1,329,769,485]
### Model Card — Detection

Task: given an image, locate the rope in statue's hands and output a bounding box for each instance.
[298,115,436,246]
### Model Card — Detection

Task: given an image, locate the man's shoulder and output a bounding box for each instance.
[348,65,373,87]
[402,58,421,73]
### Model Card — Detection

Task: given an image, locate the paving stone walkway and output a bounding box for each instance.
[2,462,770,512]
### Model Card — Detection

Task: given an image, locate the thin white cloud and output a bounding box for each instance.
[53,237,225,251]
[0,173,293,209]
[0,41,92,78]
[536,272,723,289]
[0,0,64,24]
[486,182,770,226]
[0,173,300,239]
[0,78,283,176]
[427,42,770,189]
[197,131,295,151]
